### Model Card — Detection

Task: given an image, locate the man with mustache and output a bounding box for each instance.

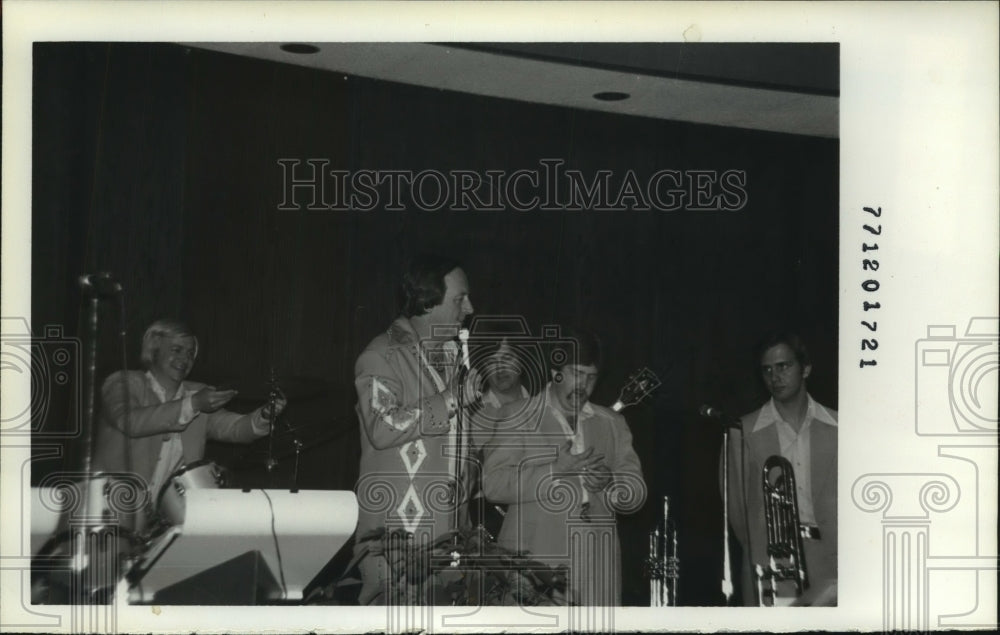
[482,326,646,606]
[723,332,838,606]
[352,254,479,605]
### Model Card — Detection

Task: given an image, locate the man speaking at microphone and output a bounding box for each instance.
[722,332,837,606]
[352,255,480,605]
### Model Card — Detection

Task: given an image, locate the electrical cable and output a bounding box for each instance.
[260,489,288,599]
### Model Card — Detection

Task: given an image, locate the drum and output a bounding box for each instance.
[157,460,226,526]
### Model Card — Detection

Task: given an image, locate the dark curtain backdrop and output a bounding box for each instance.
[31,42,838,606]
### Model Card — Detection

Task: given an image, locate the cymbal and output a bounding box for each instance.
[220,375,331,401]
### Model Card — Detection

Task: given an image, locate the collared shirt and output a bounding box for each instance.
[144,374,270,504]
[751,394,837,526]
[544,383,597,507]
[544,383,596,450]
[146,371,196,503]
[481,385,530,410]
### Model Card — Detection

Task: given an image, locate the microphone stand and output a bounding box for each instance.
[114,287,140,546]
[703,406,738,604]
[79,292,100,536]
[280,416,303,491]
[264,368,279,486]
[72,274,121,600]
[262,369,303,490]
[721,426,734,605]
[451,362,468,547]
[289,426,303,490]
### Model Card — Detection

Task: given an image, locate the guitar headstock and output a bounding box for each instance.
[611,367,662,412]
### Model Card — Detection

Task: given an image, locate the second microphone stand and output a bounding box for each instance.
[721,426,734,605]
[451,361,469,545]
[263,369,302,490]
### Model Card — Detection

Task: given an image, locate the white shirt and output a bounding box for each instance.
[481,384,529,410]
[146,372,197,504]
[751,394,837,526]
[544,384,597,508]
[145,374,272,509]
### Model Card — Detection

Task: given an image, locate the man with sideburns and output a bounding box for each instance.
[723,332,838,606]
[482,326,645,606]
[352,255,481,605]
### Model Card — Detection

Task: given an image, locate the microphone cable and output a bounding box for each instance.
[260,489,288,599]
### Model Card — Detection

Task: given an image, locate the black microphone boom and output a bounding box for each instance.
[699,404,724,419]
[699,404,741,428]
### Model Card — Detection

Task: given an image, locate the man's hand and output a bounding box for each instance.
[582,463,613,492]
[258,395,288,422]
[192,386,238,413]
[552,441,605,480]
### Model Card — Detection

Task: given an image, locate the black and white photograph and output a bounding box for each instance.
[2,3,996,633]
[25,38,839,610]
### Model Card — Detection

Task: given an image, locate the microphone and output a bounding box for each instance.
[78,272,122,295]
[458,328,471,371]
[699,404,741,428]
[699,405,725,419]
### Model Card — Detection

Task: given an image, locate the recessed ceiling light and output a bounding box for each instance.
[593,91,630,102]
[280,43,320,55]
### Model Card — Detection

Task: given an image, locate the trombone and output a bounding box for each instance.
[646,496,679,606]
[755,455,808,606]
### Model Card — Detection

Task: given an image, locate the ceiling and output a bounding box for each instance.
[188,42,839,138]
